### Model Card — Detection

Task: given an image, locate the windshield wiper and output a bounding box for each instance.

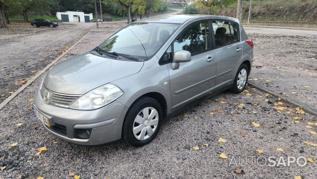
[93,47,118,58]
[93,47,140,61]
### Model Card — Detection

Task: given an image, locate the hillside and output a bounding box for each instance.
[187,0,317,24]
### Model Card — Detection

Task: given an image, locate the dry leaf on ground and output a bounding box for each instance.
[251,122,261,128]
[276,148,284,153]
[36,146,48,155]
[192,146,200,151]
[304,141,317,148]
[256,149,264,155]
[219,153,228,159]
[218,137,227,144]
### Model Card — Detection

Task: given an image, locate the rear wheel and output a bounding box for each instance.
[231,64,249,93]
[123,97,162,146]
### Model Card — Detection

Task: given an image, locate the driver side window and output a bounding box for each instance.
[174,21,209,56]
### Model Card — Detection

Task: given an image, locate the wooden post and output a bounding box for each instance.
[247,0,252,24]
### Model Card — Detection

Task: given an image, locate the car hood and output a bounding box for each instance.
[44,53,143,94]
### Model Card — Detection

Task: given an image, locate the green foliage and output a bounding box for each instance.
[3,0,168,23]
[184,4,199,14]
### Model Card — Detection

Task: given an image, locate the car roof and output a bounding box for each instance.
[144,15,240,24]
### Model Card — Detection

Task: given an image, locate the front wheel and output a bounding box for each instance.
[123,97,162,147]
[231,64,249,93]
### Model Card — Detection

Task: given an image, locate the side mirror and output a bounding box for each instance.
[173,50,191,63]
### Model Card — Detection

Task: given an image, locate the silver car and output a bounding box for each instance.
[34,15,253,146]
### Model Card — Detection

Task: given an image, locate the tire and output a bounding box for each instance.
[123,97,162,147]
[231,63,249,93]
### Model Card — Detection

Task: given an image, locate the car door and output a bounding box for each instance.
[211,19,243,85]
[169,20,217,109]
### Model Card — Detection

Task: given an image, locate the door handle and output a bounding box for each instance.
[236,47,241,52]
[207,56,214,62]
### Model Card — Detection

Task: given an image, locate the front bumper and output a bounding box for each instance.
[34,90,127,145]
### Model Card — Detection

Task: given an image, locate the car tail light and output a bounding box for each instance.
[245,39,254,48]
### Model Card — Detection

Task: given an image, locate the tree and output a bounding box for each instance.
[117,0,133,23]
[0,1,7,28]
[197,0,235,14]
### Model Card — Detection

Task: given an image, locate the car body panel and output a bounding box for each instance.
[45,53,144,94]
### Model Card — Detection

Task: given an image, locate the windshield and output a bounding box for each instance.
[97,22,179,60]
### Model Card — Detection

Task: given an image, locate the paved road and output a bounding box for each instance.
[245,26,317,112]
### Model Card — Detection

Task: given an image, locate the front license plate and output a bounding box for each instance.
[34,108,52,128]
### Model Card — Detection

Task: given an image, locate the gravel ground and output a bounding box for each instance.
[0,23,93,103]
[246,27,317,112]
[0,24,317,178]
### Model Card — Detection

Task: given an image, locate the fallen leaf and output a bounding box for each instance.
[192,146,200,151]
[16,79,27,86]
[295,107,305,115]
[74,175,80,179]
[220,100,227,104]
[36,146,48,155]
[36,177,44,179]
[274,106,285,112]
[202,144,209,147]
[306,125,313,129]
[219,152,228,159]
[276,148,284,153]
[294,176,302,179]
[238,103,245,109]
[234,166,245,175]
[304,141,317,148]
[251,122,261,128]
[307,157,315,163]
[293,116,302,121]
[256,149,264,155]
[9,143,18,149]
[0,166,6,171]
[308,130,317,135]
[218,137,227,144]
[274,102,284,106]
[307,122,317,126]
[16,123,23,127]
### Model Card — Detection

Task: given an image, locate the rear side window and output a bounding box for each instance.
[174,21,210,55]
[240,26,248,40]
[212,20,240,48]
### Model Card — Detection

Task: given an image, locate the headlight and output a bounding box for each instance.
[70,84,123,110]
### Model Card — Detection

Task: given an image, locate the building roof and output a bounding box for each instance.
[144,14,239,24]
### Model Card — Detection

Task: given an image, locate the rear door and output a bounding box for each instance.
[211,19,243,85]
[169,20,217,108]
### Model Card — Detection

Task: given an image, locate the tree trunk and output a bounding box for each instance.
[23,10,29,22]
[127,5,131,24]
[247,0,252,24]
[0,3,7,28]
[236,0,242,21]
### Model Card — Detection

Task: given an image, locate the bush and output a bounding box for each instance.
[184,4,199,14]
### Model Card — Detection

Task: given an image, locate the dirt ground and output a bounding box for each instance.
[246,26,317,112]
[0,23,93,103]
[0,23,317,178]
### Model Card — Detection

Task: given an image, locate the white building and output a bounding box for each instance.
[56,11,93,23]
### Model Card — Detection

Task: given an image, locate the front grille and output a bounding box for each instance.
[41,87,80,108]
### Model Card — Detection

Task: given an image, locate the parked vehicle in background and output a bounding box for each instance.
[34,15,253,147]
[31,19,58,28]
